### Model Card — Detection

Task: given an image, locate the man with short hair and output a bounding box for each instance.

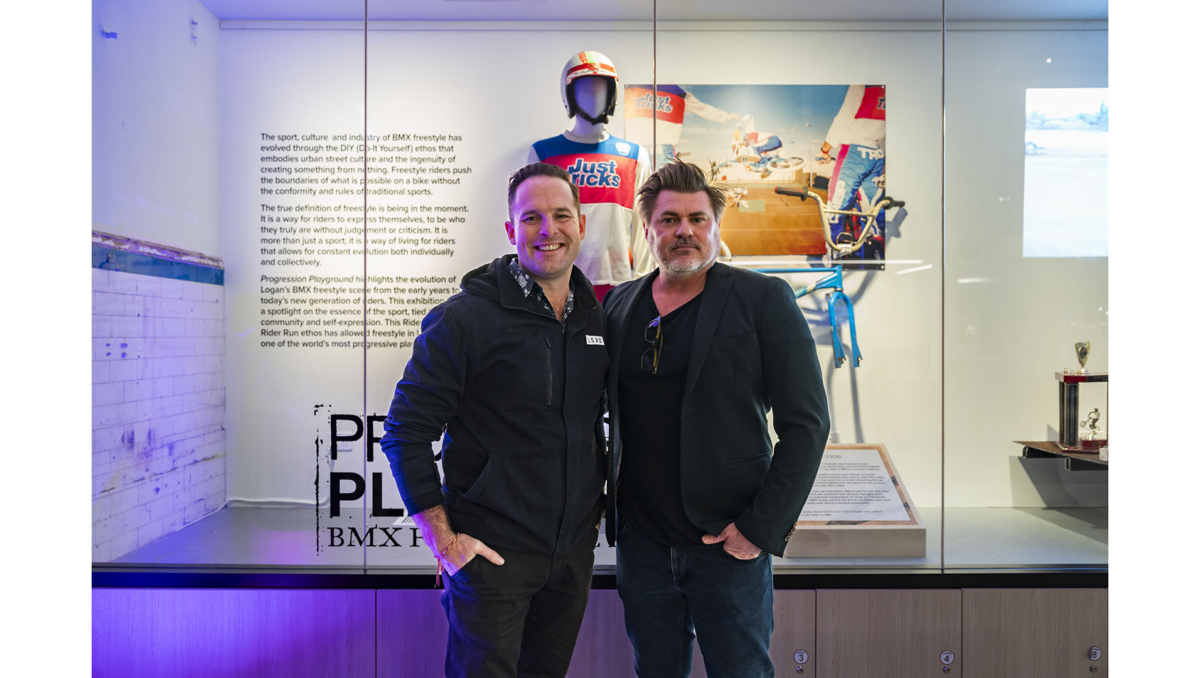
[381,163,609,678]
[602,161,830,677]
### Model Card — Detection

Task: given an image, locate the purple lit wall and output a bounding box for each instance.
[92,589,378,677]
[92,588,634,677]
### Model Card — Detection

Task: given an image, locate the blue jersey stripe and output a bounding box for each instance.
[532,134,641,163]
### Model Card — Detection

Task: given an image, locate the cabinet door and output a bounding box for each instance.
[376,589,634,678]
[963,588,1107,678]
[816,589,962,678]
[377,590,447,678]
[567,590,637,678]
[693,590,818,678]
[93,589,377,678]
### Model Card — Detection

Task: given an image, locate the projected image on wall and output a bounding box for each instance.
[1023,88,1108,258]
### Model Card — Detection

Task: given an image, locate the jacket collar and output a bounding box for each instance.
[494,254,598,320]
[682,263,733,400]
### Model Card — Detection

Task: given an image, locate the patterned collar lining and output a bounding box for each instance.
[508,258,574,322]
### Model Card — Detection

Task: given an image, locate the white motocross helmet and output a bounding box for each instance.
[560,51,619,124]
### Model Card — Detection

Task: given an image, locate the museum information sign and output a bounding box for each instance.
[798,448,914,523]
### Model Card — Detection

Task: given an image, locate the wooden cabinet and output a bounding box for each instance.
[376,590,447,678]
[816,589,963,678]
[567,590,637,678]
[92,589,376,678]
[93,586,1108,677]
[692,590,817,678]
[374,589,637,678]
[962,588,1107,678]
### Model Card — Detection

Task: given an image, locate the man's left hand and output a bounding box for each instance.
[702,523,762,560]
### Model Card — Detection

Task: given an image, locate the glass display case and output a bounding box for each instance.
[944,16,1108,570]
[91,0,1107,576]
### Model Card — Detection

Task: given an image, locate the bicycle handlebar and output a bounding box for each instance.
[773,186,808,201]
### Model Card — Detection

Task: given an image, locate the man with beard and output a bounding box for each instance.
[601,161,830,677]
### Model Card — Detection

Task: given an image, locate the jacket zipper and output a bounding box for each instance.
[543,331,553,406]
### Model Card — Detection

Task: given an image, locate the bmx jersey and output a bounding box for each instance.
[529,133,653,285]
[826,85,885,151]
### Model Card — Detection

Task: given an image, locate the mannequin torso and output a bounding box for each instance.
[528,77,654,287]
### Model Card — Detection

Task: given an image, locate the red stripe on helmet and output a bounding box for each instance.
[566,63,618,80]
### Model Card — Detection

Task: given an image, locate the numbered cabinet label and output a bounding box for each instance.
[1089,647,1102,661]
[940,651,956,665]
[793,650,809,665]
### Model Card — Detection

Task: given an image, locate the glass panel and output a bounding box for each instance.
[644,1,945,572]
[363,4,656,573]
[91,0,368,567]
[944,2,1109,570]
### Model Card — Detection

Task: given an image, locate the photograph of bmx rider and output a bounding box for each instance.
[732,114,783,164]
[821,84,886,262]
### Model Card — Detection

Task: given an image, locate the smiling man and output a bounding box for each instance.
[380,163,609,678]
[602,161,830,677]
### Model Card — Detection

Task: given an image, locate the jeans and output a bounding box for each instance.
[616,521,774,678]
[440,527,598,678]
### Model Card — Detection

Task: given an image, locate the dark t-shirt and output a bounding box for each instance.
[617,284,716,548]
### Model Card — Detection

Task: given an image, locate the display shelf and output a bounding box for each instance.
[1018,441,1108,472]
[107,505,1106,574]
[941,507,1107,569]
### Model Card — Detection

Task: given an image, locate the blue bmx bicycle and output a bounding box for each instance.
[757,186,904,367]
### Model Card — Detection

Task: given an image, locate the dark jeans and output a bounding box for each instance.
[440,527,598,678]
[617,521,774,678]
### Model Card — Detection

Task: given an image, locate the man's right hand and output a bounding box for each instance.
[412,505,505,576]
[437,533,505,577]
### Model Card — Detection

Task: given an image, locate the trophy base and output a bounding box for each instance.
[1056,439,1106,452]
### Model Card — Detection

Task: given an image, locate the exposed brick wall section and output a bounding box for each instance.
[92,268,225,562]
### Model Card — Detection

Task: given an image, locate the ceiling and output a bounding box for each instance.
[199,0,1109,23]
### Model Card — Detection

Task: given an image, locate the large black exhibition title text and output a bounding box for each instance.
[326,413,405,518]
[313,410,435,552]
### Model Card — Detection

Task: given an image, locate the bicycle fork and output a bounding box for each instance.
[789,267,864,368]
[826,289,863,368]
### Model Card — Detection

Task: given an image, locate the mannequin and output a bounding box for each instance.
[565,75,610,143]
[529,51,653,300]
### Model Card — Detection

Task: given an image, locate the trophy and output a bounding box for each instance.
[1074,341,1090,374]
[1079,408,1106,449]
[1056,340,1107,452]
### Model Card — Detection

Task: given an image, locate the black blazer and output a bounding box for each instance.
[603,262,831,556]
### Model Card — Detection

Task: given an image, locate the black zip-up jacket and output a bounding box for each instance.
[380,255,609,557]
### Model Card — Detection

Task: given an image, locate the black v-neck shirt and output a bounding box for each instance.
[617,285,716,548]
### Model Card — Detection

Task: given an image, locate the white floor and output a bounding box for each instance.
[111,505,1106,573]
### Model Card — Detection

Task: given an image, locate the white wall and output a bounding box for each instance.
[945,28,1108,507]
[93,0,221,256]
[218,22,1106,512]
[219,29,367,503]
[92,0,227,562]
[92,270,226,562]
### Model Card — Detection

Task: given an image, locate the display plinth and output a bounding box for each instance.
[784,444,925,558]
